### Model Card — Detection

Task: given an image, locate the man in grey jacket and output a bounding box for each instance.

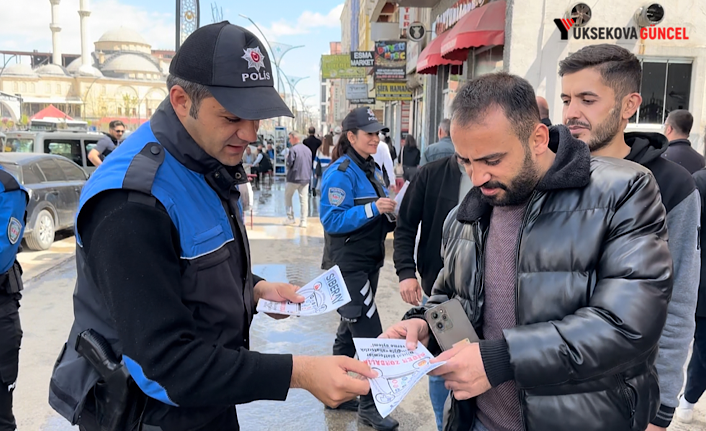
[284,133,312,228]
[560,44,700,430]
[421,119,454,165]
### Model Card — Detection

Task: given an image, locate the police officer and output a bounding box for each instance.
[48,22,374,431]
[0,167,27,431]
[320,107,399,431]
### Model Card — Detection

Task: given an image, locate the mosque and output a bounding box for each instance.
[0,0,170,129]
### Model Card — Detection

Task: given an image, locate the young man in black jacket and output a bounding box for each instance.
[560,44,700,431]
[393,154,471,430]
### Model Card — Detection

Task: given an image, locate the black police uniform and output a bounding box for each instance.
[48,22,295,431]
[0,169,27,431]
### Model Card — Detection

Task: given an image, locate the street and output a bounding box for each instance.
[10,181,706,431]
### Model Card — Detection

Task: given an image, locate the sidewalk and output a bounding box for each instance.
[18,232,76,284]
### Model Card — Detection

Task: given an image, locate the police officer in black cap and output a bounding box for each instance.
[48,22,375,431]
[0,167,27,431]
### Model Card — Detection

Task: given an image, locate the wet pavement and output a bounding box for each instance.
[18,177,706,431]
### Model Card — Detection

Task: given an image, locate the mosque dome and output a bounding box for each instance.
[34,64,70,76]
[2,63,37,77]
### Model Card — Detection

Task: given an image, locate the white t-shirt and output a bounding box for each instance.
[372,142,394,186]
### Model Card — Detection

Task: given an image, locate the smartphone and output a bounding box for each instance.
[424,298,480,351]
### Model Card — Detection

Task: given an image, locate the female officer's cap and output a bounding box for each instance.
[342,108,390,134]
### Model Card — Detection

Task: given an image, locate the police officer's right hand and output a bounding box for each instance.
[380,319,430,351]
[291,356,376,408]
[375,198,397,214]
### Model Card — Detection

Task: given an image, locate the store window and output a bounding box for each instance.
[473,46,504,78]
[631,59,692,125]
[442,65,464,120]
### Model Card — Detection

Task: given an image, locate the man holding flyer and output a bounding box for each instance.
[382,73,671,431]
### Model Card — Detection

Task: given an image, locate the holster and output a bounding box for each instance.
[74,329,147,431]
[79,378,147,431]
[0,261,23,294]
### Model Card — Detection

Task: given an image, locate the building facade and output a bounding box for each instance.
[356,0,706,153]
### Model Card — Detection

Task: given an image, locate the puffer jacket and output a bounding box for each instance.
[406,126,673,431]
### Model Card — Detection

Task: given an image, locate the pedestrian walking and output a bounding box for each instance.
[420,119,454,166]
[398,134,420,182]
[284,133,312,228]
[663,109,706,174]
[314,134,333,193]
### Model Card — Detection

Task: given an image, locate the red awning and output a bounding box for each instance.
[416,31,463,75]
[441,0,506,62]
[30,104,73,121]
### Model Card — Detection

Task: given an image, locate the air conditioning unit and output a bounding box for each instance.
[564,3,592,27]
[635,3,665,27]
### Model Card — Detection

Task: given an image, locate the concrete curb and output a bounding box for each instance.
[23,252,76,285]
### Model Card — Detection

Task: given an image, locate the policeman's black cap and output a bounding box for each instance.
[169,21,293,120]
[342,107,389,134]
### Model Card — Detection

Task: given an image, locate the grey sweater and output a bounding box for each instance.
[653,190,700,425]
[286,144,312,184]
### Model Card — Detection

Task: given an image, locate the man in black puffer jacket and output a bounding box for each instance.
[382,73,672,431]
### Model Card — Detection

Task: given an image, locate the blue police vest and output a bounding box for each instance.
[320,153,391,272]
[77,123,234,258]
[0,168,27,274]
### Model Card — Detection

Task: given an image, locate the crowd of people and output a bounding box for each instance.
[0,21,702,431]
[310,43,706,431]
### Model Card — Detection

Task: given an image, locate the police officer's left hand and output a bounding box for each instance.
[254,281,304,320]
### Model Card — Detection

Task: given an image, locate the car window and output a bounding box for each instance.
[43,139,83,166]
[0,163,21,181]
[55,158,87,181]
[21,163,45,185]
[37,159,66,182]
[5,138,34,153]
[85,139,99,167]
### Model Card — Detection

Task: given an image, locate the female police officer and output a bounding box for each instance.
[320,107,399,431]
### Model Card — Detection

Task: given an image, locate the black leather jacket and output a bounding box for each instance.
[407,126,673,431]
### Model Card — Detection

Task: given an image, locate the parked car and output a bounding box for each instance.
[3,130,108,175]
[0,153,87,250]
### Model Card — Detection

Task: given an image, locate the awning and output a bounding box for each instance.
[95,116,149,126]
[416,31,463,75]
[30,104,73,121]
[441,0,506,62]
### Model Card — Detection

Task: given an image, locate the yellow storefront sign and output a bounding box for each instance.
[375,82,412,101]
[321,55,366,79]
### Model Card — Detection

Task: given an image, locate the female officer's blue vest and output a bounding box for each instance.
[0,169,27,275]
[320,150,392,272]
[49,121,254,429]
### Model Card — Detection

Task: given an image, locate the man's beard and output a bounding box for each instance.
[567,104,622,152]
[480,148,540,207]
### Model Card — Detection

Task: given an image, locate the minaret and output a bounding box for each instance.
[49,0,62,65]
[78,0,93,74]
